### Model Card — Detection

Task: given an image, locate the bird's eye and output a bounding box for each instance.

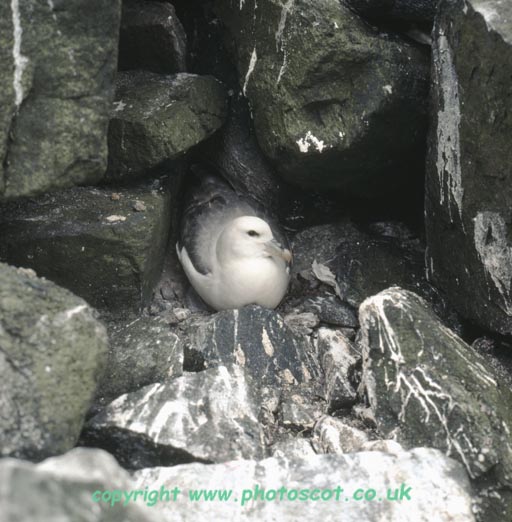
[247,230,259,237]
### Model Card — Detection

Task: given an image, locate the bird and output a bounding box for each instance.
[176,167,292,311]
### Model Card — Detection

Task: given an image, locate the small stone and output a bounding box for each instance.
[110,192,121,201]
[105,214,127,223]
[132,200,146,212]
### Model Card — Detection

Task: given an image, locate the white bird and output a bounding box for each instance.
[176,170,292,311]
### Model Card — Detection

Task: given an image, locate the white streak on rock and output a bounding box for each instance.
[383,85,393,94]
[261,327,274,357]
[474,211,512,315]
[434,34,463,222]
[62,304,88,320]
[11,0,29,108]
[296,131,326,153]
[243,47,257,97]
[359,289,499,477]
[275,0,294,83]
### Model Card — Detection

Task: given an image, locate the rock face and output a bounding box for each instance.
[96,316,183,406]
[83,365,265,469]
[132,449,475,521]
[359,287,512,521]
[0,0,121,199]
[0,263,108,460]
[185,305,321,387]
[214,0,429,196]
[347,0,438,23]
[0,449,159,522]
[107,71,228,181]
[119,0,187,74]
[425,0,512,335]
[0,182,172,315]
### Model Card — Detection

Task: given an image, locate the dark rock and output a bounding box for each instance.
[359,287,512,520]
[0,263,108,460]
[316,327,359,410]
[132,449,474,520]
[184,305,321,387]
[107,71,228,181]
[347,0,438,23]
[96,316,183,406]
[198,94,283,211]
[292,221,458,330]
[0,0,121,199]
[303,295,359,328]
[82,365,265,468]
[119,0,187,74]
[425,0,512,336]
[311,415,370,454]
[214,0,429,197]
[0,181,172,315]
[0,448,160,522]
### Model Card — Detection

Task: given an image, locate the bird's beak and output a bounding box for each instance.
[265,238,292,263]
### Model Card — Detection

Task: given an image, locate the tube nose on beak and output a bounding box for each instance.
[265,238,292,263]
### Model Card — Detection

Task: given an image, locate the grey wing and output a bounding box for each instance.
[178,171,256,275]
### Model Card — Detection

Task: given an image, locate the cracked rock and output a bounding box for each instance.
[82,365,265,469]
[360,286,512,521]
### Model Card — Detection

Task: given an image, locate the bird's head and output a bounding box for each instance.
[217,216,292,265]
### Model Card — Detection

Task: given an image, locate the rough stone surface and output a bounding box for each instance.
[0,263,108,460]
[347,0,438,23]
[269,438,316,458]
[0,448,159,522]
[303,295,359,328]
[184,305,321,387]
[316,327,359,410]
[132,449,475,521]
[0,0,121,199]
[360,287,512,520]
[0,181,172,315]
[107,71,228,181]
[83,365,265,468]
[425,0,512,335]
[198,94,283,212]
[119,0,187,74]
[96,316,183,407]
[214,0,429,196]
[312,415,370,454]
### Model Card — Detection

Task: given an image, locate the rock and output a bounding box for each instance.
[82,365,265,468]
[293,221,456,327]
[0,263,108,460]
[96,316,183,406]
[0,448,159,522]
[359,287,512,520]
[0,0,121,199]
[270,438,316,459]
[197,94,283,211]
[347,0,438,23]
[278,384,325,432]
[425,0,512,336]
[316,327,359,410]
[311,415,370,454]
[214,0,429,196]
[303,295,359,328]
[0,181,172,315]
[107,71,228,181]
[283,311,319,336]
[184,305,321,387]
[132,449,475,521]
[119,0,187,74]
